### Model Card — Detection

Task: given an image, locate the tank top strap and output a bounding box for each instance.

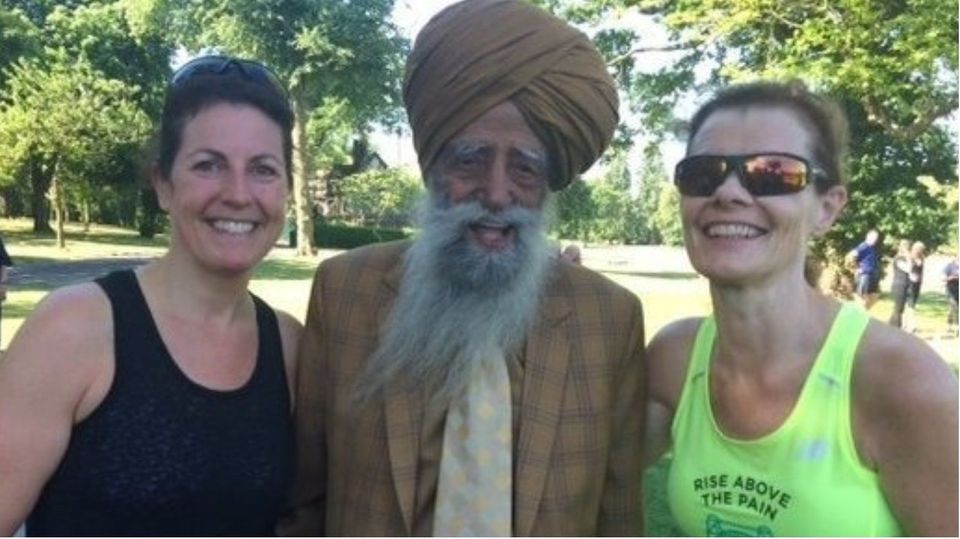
[672,316,715,439]
[690,315,717,375]
[94,269,166,383]
[94,268,150,330]
[808,302,871,392]
[249,293,289,411]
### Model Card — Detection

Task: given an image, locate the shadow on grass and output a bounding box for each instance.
[252,258,318,281]
[0,228,55,242]
[3,295,49,318]
[6,283,57,295]
[74,231,168,248]
[7,256,59,265]
[600,269,700,280]
[2,227,168,248]
[916,290,950,320]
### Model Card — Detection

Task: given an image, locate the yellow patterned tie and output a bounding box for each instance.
[433,352,512,536]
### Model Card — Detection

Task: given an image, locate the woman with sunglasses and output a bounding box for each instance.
[0,55,301,535]
[644,81,957,536]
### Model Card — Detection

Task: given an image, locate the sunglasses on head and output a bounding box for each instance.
[170,55,286,97]
[674,152,825,197]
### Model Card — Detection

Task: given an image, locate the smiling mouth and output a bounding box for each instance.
[703,223,766,239]
[468,221,516,251]
[210,219,257,234]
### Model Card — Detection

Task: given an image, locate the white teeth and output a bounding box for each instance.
[212,220,255,234]
[705,223,762,238]
[473,219,508,230]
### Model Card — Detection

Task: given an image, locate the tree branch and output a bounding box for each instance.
[864,95,959,141]
[608,42,694,66]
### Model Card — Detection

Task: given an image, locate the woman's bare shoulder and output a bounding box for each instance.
[647,317,705,407]
[8,282,112,363]
[0,282,114,420]
[855,321,956,406]
[853,320,957,458]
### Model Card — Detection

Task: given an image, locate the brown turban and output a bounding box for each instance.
[403,0,619,191]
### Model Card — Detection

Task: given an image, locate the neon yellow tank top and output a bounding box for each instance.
[666,303,902,536]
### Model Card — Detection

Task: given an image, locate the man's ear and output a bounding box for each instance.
[152,163,172,213]
[813,184,847,237]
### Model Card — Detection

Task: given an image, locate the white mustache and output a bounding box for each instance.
[353,193,553,404]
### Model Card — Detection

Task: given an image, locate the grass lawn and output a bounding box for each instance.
[0,219,956,535]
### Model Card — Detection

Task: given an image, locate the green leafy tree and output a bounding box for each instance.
[633,143,669,244]
[554,148,667,244]
[0,53,150,246]
[553,179,598,241]
[45,1,172,236]
[590,179,631,243]
[588,152,655,244]
[169,0,408,255]
[0,5,41,88]
[0,0,172,235]
[652,182,683,246]
[337,167,423,229]
[44,0,172,117]
[543,0,957,259]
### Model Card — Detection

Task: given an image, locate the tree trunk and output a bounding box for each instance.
[138,188,161,238]
[28,154,53,234]
[82,199,91,232]
[51,171,65,249]
[292,94,316,256]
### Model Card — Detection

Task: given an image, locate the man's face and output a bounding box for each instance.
[432,101,549,253]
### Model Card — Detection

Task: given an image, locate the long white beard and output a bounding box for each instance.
[354,193,553,404]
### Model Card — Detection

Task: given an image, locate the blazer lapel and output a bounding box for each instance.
[380,258,422,534]
[515,281,573,536]
[384,385,422,534]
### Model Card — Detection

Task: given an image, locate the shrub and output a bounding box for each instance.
[336,167,423,229]
[314,221,412,249]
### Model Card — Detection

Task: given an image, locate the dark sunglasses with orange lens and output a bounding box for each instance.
[170,55,286,97]
[674,153,824,197]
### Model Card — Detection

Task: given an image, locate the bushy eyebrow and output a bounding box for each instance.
[441,140,490,163]
[441,140,547,174]
[513,147,548,176]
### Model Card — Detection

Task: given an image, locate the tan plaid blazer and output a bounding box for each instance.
[278,241,645,536]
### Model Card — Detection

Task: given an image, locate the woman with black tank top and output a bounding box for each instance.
[0,56,303,536]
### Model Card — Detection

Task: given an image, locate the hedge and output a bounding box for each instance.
[313,222,412,249]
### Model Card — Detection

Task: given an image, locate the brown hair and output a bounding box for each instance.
[686,80,849,193]
[156,66,294,186]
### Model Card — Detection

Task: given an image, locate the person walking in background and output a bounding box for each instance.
[848,228,881,310]
[644,81,957,536]
[0,55,302,536]
[888,239,912,328]
[903,240,926,333]
[944,256,959,335]
[280,1,644,535]
[0,235,11,348]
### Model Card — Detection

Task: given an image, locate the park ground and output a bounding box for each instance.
[2,218,955,367]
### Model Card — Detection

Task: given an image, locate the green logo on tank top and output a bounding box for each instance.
[705,514,774,537]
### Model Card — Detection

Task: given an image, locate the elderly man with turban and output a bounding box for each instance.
[280,0,644,535]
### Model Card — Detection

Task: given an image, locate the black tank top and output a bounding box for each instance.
[26,270,294,536]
